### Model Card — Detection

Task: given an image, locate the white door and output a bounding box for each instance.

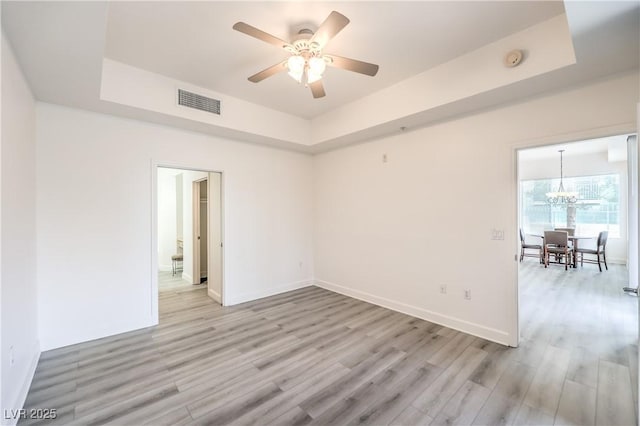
[207,172,223,303]
[199,180,208,281]
[192,180,202,285]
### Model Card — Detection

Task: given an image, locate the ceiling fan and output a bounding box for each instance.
[233,11,379,99]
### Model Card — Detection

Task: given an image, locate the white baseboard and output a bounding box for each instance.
[181,272,193,284]
[158,264,172,272]
[5,342,41,426]
[314,279,511,346]
[40,316,156,352]
[225,280,313,306]
[208,288,221,303]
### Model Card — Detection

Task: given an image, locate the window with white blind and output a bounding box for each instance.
[520,173,620,238]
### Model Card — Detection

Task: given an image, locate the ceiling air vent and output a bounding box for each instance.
[178,89,221,115]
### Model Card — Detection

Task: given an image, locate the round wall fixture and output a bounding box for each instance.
[504,50,523,67]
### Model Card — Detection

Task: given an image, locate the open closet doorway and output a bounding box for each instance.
[156,166,223,306]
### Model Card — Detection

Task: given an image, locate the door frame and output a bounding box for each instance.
[151,160,225,324]
[510,123,636,347]
[627,135,638,290]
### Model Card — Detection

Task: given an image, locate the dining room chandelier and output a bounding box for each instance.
[546,149,579,204]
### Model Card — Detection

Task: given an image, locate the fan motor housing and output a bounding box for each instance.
[292,29,321,54]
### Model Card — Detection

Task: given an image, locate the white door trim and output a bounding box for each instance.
[627,135,638,290]
[150,160,225,325]
[207,172,223,304]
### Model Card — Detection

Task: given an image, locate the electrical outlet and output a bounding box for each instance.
[464,289,472,300]
[9,345,14,367]
[382,154,388,163]
[440,284,447,294]
[491,228,505,240]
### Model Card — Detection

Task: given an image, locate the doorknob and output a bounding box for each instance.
[198,236,201,240]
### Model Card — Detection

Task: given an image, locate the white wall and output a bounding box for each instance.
[36,103,314,351]
[157,168,178,271]
[1,34,39,423]
[101,59,312,148]
[520,151,628,264]
[176,173,183,240]
[313,72,638,346]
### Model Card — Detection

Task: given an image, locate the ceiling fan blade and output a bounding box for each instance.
[325,54,379,76]
[309,80,326,98]
[310,11,350,49]
[233,22,292,50]
[248,61,288,83]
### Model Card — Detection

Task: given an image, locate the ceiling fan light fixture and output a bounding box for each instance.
[288,70,303,83]
[233,11,379,99]
[287,55,305,83]
[306,72,322,84]
[308,56,326,76]
[287,55,305,73]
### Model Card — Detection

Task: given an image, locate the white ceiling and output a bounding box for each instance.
[104,1,565,119]
[2,1,638,152]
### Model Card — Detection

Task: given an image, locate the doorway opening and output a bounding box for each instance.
[515,134,638,424]
[155,166,223,308]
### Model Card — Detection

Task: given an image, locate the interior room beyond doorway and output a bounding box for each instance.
[516,134,638,424]
[156,167,223,304]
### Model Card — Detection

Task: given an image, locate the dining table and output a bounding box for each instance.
[527,233,594,268]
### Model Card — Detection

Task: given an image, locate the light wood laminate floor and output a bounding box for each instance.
[158,271,207,292]
[20,262,637,425]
